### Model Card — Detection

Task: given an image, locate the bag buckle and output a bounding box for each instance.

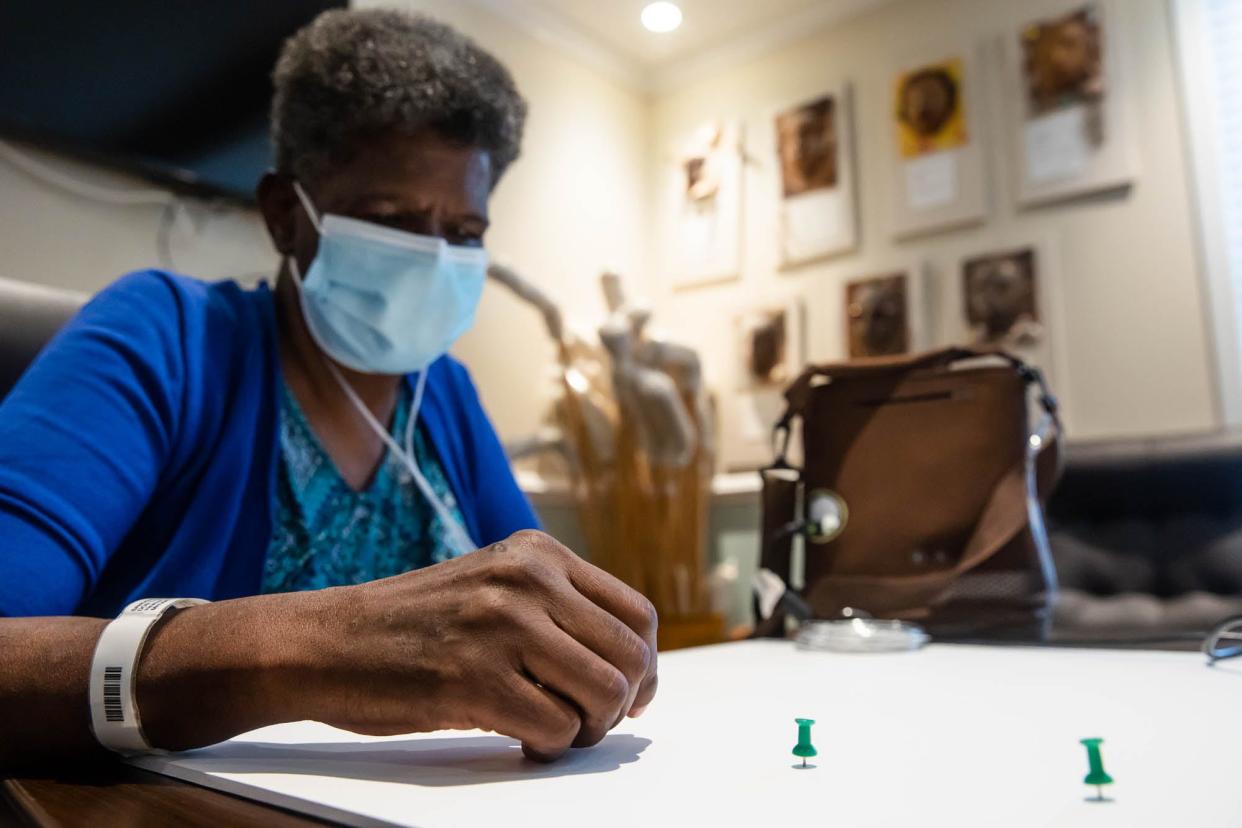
[1017,364,1060,418]
[770,423,793,467]
[806,489,849,544]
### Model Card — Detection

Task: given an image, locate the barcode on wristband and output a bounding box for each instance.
[103,666,124,723]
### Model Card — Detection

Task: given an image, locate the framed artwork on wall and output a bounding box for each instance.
[887,48,988,239]
[734,300,806,391]
[773,83,859,267]
[720,298,807,471]
[666,120,744,288]
[962,247,1043,348]
[1003,0,1139,206]
[942,236,1073,429]
[843,268,928,359]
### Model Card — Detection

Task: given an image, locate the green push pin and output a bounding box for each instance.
[1080,738,1113,802]
[792,718,817,769]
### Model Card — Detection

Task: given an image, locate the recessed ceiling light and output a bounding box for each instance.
[641,1,683,33]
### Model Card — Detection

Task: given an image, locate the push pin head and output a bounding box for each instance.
[792,718,817,769]
[1080,738,1113,802]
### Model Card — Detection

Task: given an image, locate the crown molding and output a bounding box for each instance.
[653,0,898,93]
[459,0,897,97]
[459,0,653,92]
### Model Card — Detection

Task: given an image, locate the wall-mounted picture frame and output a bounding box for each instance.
[772,82,859,267]
[962,247,1042,347]
[666,120,744,288]
[1003,0,1139,207]
[887,46,988,239]
[843,268,929,358]
[721,298,808,471]
[733,299,806,391]
[941,236,1073,429]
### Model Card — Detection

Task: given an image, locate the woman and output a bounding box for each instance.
[0,9,656,769]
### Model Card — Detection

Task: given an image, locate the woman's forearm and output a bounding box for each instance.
[0,615,111,770]
[1,533,662,771]
[0,593,322,773]
[135,594,323,750]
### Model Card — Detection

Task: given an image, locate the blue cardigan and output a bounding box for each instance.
[0,271,538,618]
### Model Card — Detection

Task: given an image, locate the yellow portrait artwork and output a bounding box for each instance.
[894,58,968,159]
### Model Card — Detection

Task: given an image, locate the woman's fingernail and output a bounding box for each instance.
[628,704,648,718]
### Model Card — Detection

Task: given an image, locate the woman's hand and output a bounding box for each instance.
[290,530,658,761]
[0,531,656,772]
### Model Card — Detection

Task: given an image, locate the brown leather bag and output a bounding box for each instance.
[757,346,1062,639]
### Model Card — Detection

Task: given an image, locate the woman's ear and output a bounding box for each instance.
[256,172,299,256]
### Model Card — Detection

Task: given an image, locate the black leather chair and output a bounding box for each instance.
[1047,431,1242,641]
[0,276,86,402]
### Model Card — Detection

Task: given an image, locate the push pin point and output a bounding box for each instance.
[1080,738,1113,802]
[792,718,817,769]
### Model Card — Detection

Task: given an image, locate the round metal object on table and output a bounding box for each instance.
[795,618,930,653]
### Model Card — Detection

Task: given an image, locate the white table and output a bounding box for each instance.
[133,641,1242,827]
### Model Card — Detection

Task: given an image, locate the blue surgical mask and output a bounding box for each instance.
[287,181,481,557]
[289,180,488,375]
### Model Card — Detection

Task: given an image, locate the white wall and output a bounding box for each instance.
[0,0,1224,451]
[0,147,274,292]
[0,0,652,446]
[648,0,1220,449]
[354,0,652,444]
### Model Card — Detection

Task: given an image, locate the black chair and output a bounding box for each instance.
[0,276,86,402]
[1047,431,1242,641]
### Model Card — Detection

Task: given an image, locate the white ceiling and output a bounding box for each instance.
[470,0,894,90]
[526,0,835,66]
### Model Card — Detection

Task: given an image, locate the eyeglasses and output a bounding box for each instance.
[1203,615,1242,663]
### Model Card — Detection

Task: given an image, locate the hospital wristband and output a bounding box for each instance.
[88,597,209,756]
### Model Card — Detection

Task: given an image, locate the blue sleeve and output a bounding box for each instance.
[0,272,185,616]
[442,360,540,545]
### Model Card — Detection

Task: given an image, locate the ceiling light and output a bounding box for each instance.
[641,1,683,33]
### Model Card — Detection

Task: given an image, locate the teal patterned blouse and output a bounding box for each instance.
[263,381,469,593]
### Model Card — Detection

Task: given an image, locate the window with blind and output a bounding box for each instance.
[1175,0,1242,423]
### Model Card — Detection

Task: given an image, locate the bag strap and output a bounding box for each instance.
[812,431,1056,605]
[771,346,1062,469]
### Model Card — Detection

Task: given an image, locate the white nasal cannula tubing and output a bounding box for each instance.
[288,257,478,557]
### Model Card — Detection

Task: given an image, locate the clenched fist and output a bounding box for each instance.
[295,530,659,760]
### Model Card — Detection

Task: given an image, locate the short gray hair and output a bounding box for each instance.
[271,8,527,185]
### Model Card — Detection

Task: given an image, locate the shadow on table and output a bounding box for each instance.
[147,733,651,788]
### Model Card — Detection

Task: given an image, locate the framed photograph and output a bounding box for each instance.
[1023,9,1102,118]
[943,237,1073,427]
[773,83,858,266]
[888,49,988,238]
[962,248,1042,347]
[721,299,807,471]
[666,120,744,288]
[734,300,806,390]
[1004,0,1138,206]
[844,270,927,358]
[896,59,969,159]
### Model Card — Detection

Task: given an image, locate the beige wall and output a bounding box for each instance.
[648,0,1220,446]
[0,149,275,292]
[0,0,651,446]
[0,0,1222,449]
[357,0,653,443]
